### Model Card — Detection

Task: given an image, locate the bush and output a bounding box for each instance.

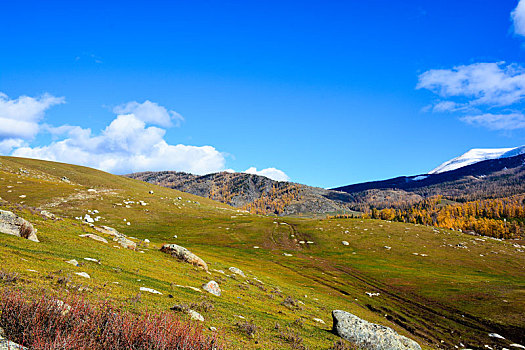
[0,289,223,350]
[235,320,258,338]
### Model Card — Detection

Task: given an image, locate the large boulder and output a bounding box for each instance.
[0,210,39,242]
[332,310,421,350]
[160,244,208,271]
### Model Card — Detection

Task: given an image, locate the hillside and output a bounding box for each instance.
[332,153,525,210]
[0,156,524,349]
[126,170,359,216]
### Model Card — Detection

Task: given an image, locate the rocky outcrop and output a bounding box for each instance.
[160,244,208,271]
[202,280,221,296]
[94,226,136,250]
[0,210,39,242]
[332,310,421,350]
[79,233,108,244]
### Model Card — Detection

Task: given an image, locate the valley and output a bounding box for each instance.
[0,156,524,349]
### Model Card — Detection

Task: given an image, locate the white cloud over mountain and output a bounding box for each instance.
[0,93,289,179]
[113,100,183,128]
[244,167,290,181]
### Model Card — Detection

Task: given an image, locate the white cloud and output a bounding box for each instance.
[1,94,287,179]
[417,62,525,107]
[0,92,65,140]
[244,167,290,181]
[512,0,525,37]
[113,100,183,127]
[12,114,226,174]
[460,113,525,130]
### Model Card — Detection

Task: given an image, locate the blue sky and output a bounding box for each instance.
[1,0,525,188]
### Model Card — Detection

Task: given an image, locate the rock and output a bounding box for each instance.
[140,287,162,294]
[209,326,217,331]
[94,226,136,250]
[342,241,349,246]
[313,318,326,324]
[74,272,90,279]
[40,210,56,219]
[65,259,79,266]
[0,210,39,242]
[0,338,27,350]
[160,244,208,271]
[83,214,94,223]
[149,190,154,194]
[79,234,108,244]
[332,310,421,350]
[187,309,204,321]
[229,266,245,277]
[202,280,221,296]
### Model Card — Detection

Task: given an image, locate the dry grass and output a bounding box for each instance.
[0,289,222,350]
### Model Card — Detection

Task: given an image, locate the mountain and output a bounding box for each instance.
[126,170,360,216]
[332,152,525,209]
[429,146,524,174]
[1,155,524,349]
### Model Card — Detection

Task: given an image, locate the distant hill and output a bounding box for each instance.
[332,153,525,209]
[125,171,362,216]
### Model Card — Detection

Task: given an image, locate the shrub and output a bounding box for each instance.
[235,320,258,338]
[0,289,223,350]
[0,270,19,283]
[278,329,306,349]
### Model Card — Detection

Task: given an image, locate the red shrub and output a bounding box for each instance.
[0,289,223,350]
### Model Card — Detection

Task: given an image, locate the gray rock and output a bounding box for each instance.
[228,266,245,277]
[332,310,421,350]
[79,234,108,244]
[0,338,27,350]
[40,210,56,220]
[187,309,204,321]
[202,280,221,296]
[160,244,208,271]
[0,210,39,242]
[94,226,136,250]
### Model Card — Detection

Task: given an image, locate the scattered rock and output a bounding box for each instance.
[0,210,39,242]
[283,253,293,257]
[40,210,56,220]
[332,310,421,350]
[202,280,221,296]
[74,272,90,279]
[229,267,245,277]
[140,287,162,295]
[94,226,136,250]
[209,326,217,331]
[174,285,201,292]
[79,234,108,244]
[149,190,154,194]
[342,241,349,246]
[313,318,326,324]
[188,309,204,321]
[488,333,505,339]
[65,259,79,266]
[84,258,100,264]
[160,244,208,271]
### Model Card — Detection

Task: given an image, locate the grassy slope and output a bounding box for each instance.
[0,156,524,350]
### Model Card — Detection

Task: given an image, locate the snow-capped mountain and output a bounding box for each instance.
[429,146,525,174]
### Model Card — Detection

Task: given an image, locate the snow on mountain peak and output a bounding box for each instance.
[429,147,519,174]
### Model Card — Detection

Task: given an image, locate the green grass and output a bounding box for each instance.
[0,156,524,349]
